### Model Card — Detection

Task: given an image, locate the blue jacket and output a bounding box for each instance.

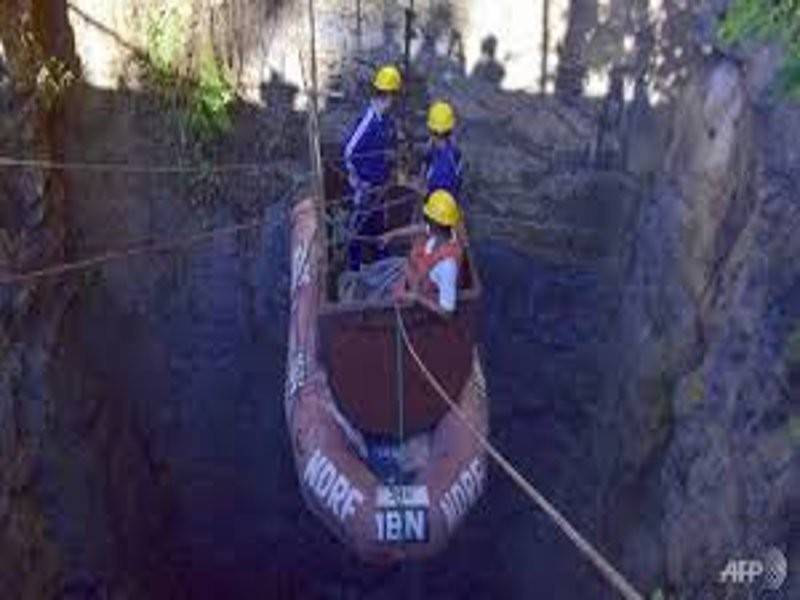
[343,104,397,187]
[424,140,463,199]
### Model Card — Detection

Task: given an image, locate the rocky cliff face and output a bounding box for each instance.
[1,1,797,598]
[0,1,70,596]
[603,55,799,597]
[0,2,187,597]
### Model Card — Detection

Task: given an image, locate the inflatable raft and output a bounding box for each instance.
[284,186,489,563]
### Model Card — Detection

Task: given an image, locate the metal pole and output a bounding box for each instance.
[395,310,405,446]
[356,0,363,54]
[400,2,415,178]
[306,0,324,209]
[394,308,406,559]
[541,0,550,94]
[403,1,414,78]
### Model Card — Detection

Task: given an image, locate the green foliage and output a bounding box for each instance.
[776,55,800,100]
[35,56,76,111]
[17,26,45,87]
[685,369,705,405]
[789,415,800,446]
[14,21,77,108]
[187,49,235,140]
[145,5,186,85]
[720,0,800,97]
[142,5,235,141]
[786,324,800,366]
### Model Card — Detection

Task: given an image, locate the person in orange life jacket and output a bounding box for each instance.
[421,101,463,202]
[343,64,402,271]
[381,189,463,317]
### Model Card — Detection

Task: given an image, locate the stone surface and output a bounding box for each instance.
[0,2,70,597]
[604,59,799,598]
[1,2,798,599]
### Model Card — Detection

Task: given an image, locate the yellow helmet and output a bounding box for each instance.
[423,189,461,227]
[373,64,402,93]
[427,101,456,134]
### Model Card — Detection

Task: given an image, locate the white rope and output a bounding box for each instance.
[0,219,262,284]
[394,306,644,600]
[0,156,297,174]
[0,181,306,285]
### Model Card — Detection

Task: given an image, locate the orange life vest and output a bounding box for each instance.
[396,235,463,301]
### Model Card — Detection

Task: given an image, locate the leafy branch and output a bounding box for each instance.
[720,0,800,98]
[142,4,235,141]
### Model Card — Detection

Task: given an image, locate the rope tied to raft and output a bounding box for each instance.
[393,305,644,600]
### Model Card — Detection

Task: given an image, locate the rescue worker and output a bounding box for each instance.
[343,64,402,271]
[421,101,463,200]
[385,189,463,317]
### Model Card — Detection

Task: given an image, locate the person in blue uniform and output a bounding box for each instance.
[343,64,402,271]
[421,100,463,203]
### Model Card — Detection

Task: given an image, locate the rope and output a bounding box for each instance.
[0,181,306,285]
[391,290,408,559]
[0,177,418,285]
[0,189,609,285]
[0,220,262,284]
[472,213,604,238]
[324,179,409,209]
[306,0,325,215]
[0,140,412,202]
[0,142,612,285]
[396,310,405,447]
[393,306,644,600]
[0,156,297,174]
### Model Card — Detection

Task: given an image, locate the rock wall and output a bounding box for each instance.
[2,1,797,598]
[0,2,187,597]
[603,54,799,597]
[0,1,69,597]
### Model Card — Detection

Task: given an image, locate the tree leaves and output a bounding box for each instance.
[720,0,800,97]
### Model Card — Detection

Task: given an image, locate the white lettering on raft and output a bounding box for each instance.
[285,350,307,399]
[291,241,311,293]
[304,449,365,523]
[375,509,427,542]
[374,486,430,544]
[439,458,485,531]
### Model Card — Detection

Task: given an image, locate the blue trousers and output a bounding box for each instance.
[347,201,388,271]
[347,176,388,271]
